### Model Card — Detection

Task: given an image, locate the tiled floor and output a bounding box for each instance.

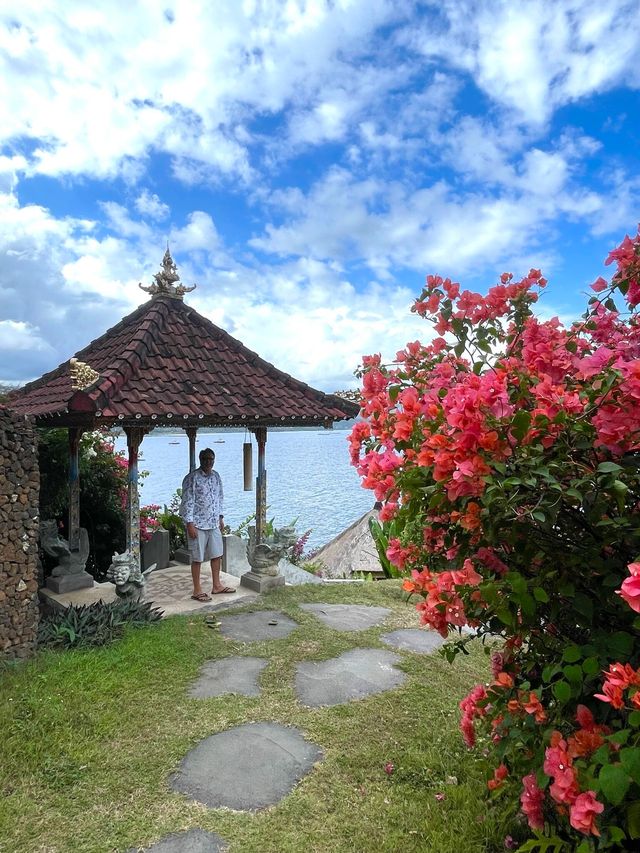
[39,561,258,616]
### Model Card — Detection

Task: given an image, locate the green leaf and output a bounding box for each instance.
[582,656,600,676]
[597,461,623,474]
[532,510,546,523]
[512,410,532,440]
[542,664,562,683]
[592,745,610,766]
[608,826,627,845]
[533,586,549,603]
[599,763,631,806]
[562,645,581,663]
[628,801,640,840]
[629,711,640,727]
[621,747,640,783]
[609,631,634,658]
[563,664,583,684]
[553,680,572,703]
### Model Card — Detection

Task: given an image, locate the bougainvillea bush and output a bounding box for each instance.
[39,430,161,577]
[350,228,640,850]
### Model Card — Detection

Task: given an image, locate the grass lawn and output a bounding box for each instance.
[0,581,514,853]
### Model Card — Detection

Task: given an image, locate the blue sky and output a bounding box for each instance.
[1,0,639,391]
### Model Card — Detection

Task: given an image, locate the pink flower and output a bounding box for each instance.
[520,773,545,830]
[590,276,608,293]
[384,762,394,775]
[617,562,640,612]
[569,791,604,836]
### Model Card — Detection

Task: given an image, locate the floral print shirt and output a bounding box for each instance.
[179,468,224,529]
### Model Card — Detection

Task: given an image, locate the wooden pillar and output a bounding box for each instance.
[68,427,83,550]
[254,427,267,543]
[124,427,145,563]
[186,427,198,472]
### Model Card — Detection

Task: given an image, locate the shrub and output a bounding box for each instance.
[38,599,164,649]
[351,227,640,849]
[38,430,159,579]
[156,489,186,555]
[39,430,128,579]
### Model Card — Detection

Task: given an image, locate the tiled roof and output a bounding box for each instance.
[8,296,359,427]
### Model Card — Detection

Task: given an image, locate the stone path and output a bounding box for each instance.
[188,656,268,698]
[141,603,445,850]
[381,627,446,654]
[217,609,298,641]
[295,647,405,707]
[299,602,390,631]
[169,722,323,810]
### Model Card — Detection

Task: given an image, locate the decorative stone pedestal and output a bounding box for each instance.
[142,529,170,571]
[240,571,285,593]
[173,547,190,564]
[45,571,94,594]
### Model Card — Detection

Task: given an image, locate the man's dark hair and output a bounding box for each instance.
[199,448,215,461]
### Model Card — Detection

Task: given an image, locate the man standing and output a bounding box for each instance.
[180,448,235,601]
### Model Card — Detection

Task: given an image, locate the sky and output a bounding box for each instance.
[1,0,639,393]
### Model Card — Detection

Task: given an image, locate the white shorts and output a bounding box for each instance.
[188,527,223,562]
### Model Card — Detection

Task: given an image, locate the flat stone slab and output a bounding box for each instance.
[169,722,322,810]
[380,628,446,654]
[137,828,227,852]
[295,648,405,707]
[299,603,390,631]
[218,610,298,642]
[188,656,268,698]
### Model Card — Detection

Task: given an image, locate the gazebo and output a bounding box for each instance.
[8,251,359,586]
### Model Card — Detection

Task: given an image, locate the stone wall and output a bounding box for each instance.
[0,406,40,659]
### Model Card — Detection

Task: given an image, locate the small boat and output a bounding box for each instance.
[213,440,225,443]
[168,440,180,445]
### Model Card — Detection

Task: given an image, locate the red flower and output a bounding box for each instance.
[569,791,604,836]
[520,773,545,830]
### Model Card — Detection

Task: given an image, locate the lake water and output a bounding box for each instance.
[114,429,373,550]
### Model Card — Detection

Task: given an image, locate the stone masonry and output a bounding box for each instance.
[0,406,40,659]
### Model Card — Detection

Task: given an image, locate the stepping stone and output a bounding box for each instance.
[295,648,405,707]
[188,657,268,698]
[380,628,445,654]
[137,828,227,852]
[169,722,322,810]
[218,610,298,642]
[299,603,390,631]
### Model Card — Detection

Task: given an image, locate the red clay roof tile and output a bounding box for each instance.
[9,295,359,427]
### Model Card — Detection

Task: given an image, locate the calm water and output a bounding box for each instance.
[114,429,373,550]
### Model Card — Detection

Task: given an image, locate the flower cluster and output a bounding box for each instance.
[140,504,161,542]
[352,227,640,846]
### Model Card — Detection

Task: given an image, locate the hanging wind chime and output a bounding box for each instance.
[243,429,253,491]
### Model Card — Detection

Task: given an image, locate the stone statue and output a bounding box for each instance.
[107,550,155,600]
[40,520,89,576]
[246,525,298,576]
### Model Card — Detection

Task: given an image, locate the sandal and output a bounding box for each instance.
[191,592,212,602]
[212,587,235,595]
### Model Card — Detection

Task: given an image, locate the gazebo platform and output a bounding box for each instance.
[39,562,259,617]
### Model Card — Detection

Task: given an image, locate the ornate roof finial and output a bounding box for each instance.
[139,248,197,300]
[69,358,99,390]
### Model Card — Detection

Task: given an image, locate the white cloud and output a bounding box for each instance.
[135,190,170,220]
[0,320,52,352]
[0,0,404,182]
[410,0,640,124]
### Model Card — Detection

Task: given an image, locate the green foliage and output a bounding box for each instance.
[37,599,163,649]
[515,835,568,853]
[368,516,402,578]
[299,559,327,576]
[156,490,186,555]
[38,429,127,579]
